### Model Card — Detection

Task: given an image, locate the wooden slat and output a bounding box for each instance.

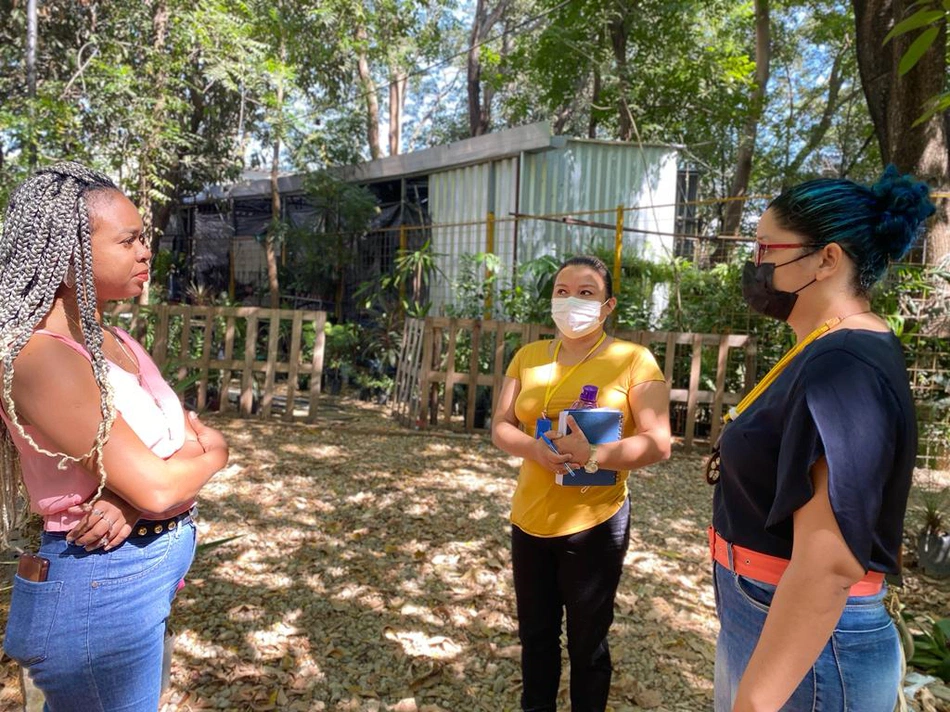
[284,311,304,421]
[709,335,731,444]
[744,336,758,393]
[392,316,419,424]
[669,388,740,405]
[153,305,170,368]
[663,332,676,383]
[491,323,507,414]
[241,314,258,416]
[442,320,460,427]
[418,321,435,429]
[465,321,482,431]
[428,324,443,426]
[308,312,325,422]
[393,317,425,427]
[177,309,192,384]
[260,313,280,418]
[197,312,213,411]
[218,316,236,414]
[684,334,703,448]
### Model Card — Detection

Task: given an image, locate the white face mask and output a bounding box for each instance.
[551,296,607,337]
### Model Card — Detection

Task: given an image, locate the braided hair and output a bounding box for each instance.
[0,162,121,539]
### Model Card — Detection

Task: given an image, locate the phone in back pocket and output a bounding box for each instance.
[17,554,49,582]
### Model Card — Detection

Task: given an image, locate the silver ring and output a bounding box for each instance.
[91,508,106,518]
[99,536,109,548]
[102,516,116,531]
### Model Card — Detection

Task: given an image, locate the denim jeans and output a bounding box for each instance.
[713,561,901,711]
[511,498,630,712]
[4,519,197,712]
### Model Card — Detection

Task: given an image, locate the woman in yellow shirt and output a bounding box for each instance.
[492,255,671,712]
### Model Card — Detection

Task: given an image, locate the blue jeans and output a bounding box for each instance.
[713,562,901,711]
[4,520,197,711]
[511,499,631,712]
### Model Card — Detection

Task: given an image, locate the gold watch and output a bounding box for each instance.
[583,446,599,474]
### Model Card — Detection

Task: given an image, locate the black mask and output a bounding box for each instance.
[741,258,817,321]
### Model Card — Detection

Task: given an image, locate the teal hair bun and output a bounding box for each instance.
[871,164,936,261]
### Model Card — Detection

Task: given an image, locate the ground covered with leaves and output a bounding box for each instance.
[1,398,948,711]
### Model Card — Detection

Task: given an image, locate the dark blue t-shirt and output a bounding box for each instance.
[712,329,916,574]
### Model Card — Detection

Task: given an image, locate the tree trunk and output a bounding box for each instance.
[266,45,285,310]
[609,11,632,141]
[356,26,381,159]
[138,0,169,304]
[388,68,406,156]
[467,0,486,137]
[853,0,950,264]
[723,0,770,235]
[588,64,602,139]
[467,0,510,137]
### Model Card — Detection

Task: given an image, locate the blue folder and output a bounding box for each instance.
[554,408,623,486]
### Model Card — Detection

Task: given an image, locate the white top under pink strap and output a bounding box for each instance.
[1,327,193,531]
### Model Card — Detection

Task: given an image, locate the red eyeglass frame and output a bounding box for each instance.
[752,241,807,266]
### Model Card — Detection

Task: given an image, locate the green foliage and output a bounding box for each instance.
[446,252,562,326]
[907,616,950,683]
[356,239,442,320]
[879,1,950,125]
[282,171,378,307]
[496,255,561,326]
[446,253,505,319]
[915,486,950,535]
[323,322,362,371]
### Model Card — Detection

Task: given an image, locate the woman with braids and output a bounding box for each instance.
[707,166,934,711]
[0,162,229,711]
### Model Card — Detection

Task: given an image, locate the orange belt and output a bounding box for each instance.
[708,527,885,597]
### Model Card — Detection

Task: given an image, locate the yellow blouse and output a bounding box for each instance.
[505,338,666,537]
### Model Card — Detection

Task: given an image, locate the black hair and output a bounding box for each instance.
[554,255,613,299]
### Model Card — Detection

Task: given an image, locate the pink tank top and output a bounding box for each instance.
[0,327,194,531]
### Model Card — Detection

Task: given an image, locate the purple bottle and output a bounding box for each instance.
[571,385,599,410]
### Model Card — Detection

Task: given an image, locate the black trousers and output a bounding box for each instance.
[511,498,631,712]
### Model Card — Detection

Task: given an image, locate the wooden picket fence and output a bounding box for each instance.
[104,303,327,422]
[392,317,757,447]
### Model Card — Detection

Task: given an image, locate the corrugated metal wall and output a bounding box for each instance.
[428,157,517,310]
[518,141,678,263]
[427,140,678,314]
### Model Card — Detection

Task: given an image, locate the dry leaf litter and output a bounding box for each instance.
[0,398,946,711]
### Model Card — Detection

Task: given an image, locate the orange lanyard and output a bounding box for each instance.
[541,332,607,418]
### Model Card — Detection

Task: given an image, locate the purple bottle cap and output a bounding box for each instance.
[580,385,598,402]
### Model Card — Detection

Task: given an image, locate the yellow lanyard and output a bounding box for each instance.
[541,331,607,417]
[723,317,839,424]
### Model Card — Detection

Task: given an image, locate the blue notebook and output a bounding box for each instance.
[554,408,623,486]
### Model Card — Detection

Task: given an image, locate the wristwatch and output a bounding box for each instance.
[583,446,599,474]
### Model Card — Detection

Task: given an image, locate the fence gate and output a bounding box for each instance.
[105,303,326,422]
[392,316,756,447]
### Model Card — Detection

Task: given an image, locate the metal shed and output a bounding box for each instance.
[177,122,681,315]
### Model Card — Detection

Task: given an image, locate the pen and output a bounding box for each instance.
[539,432,576,477]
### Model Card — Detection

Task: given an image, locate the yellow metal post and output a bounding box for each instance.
[484,211,495,319]
[613,205,623,320]
[398,224,407,310]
